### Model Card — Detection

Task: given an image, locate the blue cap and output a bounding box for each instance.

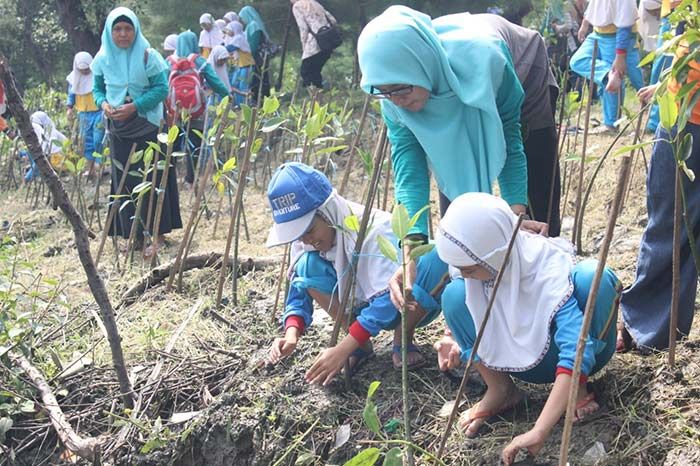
[266,163,333,247]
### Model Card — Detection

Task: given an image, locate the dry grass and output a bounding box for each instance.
[1,98,699,466]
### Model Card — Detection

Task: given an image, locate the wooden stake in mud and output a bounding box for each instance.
[215,108,258,310]
[329,125,388,347]
[572,40,598,253]
[339,94,371,196]
[558,154,633,465]
[435,215,524,462]
[271,243,291,323]
[275,4,294,91]
[95,143,136,268]
[547,69,569,228]
[0,54,134,408]
[669,166,682,367]
[149,126,178,268]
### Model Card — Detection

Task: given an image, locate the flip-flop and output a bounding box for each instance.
[574,391,600,423]
[392,344,426,371]
[460,394,526,438]
[346,347,374,377]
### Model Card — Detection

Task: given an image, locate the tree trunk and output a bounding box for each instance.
[18,2,54,86]
[0,54,134,409]
[54,0,101,55]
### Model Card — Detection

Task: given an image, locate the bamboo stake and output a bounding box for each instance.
[339,94,371,196]
[669,166,682,367]
[88,158,104,231]
[571,40,598,253]
[329,124,387,347]
[547,73,568,228]
[149,129,178,268]
[143,146,161,238]
[215,108,258,309]
[558,154,633,465]
[95,143,136,268]
[435,215,524,462]
[271,243,291,323]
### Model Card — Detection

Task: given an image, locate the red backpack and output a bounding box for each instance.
[166,54,206,119]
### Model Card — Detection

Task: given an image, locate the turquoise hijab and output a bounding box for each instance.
[176,30,199,57]
[91,7,168,127]
[239,6,269,40]
[358,6,522,202]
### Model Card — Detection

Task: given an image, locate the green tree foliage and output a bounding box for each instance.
[1,0,542,89]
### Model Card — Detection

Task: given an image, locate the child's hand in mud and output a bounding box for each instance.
[434,335,461,371]
[501,428,547,465]
[267,330,299,365]
[305,346,346,386]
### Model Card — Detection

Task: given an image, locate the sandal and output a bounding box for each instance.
[574,390,600,423]
[392,344,426,370]
[345,347,374,377]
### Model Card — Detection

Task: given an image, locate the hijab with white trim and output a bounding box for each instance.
[66,51,94,96]
[585,0,638,28]
[289,190,398,307]
[207,45,231,90]
[435,193,575,372]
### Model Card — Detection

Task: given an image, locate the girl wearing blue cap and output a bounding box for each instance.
[435,193,620,464]
[265,163,449,385]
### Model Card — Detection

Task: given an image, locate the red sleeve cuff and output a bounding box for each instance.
[349,321,372,346]
[615,49,627,55]
[556,366,588,385]
[284,316,306,333]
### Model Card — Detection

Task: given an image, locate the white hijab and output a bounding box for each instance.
[31,111,67,155]
[199,13,223,48]
[163,33,178,52]
[435,193,576,372]
[227,21,251,53]
[66,51,94,96]
[585,0,638,28]
[224,11,239,23]
[289,190,399,307]
[207,45,231,90]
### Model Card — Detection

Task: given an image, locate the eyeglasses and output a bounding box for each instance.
[370,85,413,99]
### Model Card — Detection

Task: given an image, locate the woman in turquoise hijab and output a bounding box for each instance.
[92,7,181,257]
[173,30,230,185]
[358,6,546,309]
[239,5,271,104]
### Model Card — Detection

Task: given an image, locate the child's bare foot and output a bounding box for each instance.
[459,382,524,437]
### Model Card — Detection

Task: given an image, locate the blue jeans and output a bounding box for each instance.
[442,259,621,384]
[647,18,674,132]
[570,32,644,127]
[79,110,105,163]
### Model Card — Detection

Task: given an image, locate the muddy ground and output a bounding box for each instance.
[1,107,700,466]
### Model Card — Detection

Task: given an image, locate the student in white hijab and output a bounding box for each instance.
[30,111,68,170]
[65,51,105,176]
[207,45,231,93]
[223,11,239,23]
[163,33,178,55]
[198,13,217,58]
[434,193,621,465]
[265,163,449,383]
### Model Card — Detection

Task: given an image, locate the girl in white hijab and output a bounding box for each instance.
[434,193,621,465]
[265,163,449,384]
[66,51,105,176]
[198,13,217,58]
[30,111,68,170]
[163,33,178,55]
[207,45,231,93]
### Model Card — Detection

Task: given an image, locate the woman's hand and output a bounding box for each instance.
[110,102,137,121]
[501,428,547,465]
[521,219,549,236]
[101,102,115,118]
[638,85,658,105]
